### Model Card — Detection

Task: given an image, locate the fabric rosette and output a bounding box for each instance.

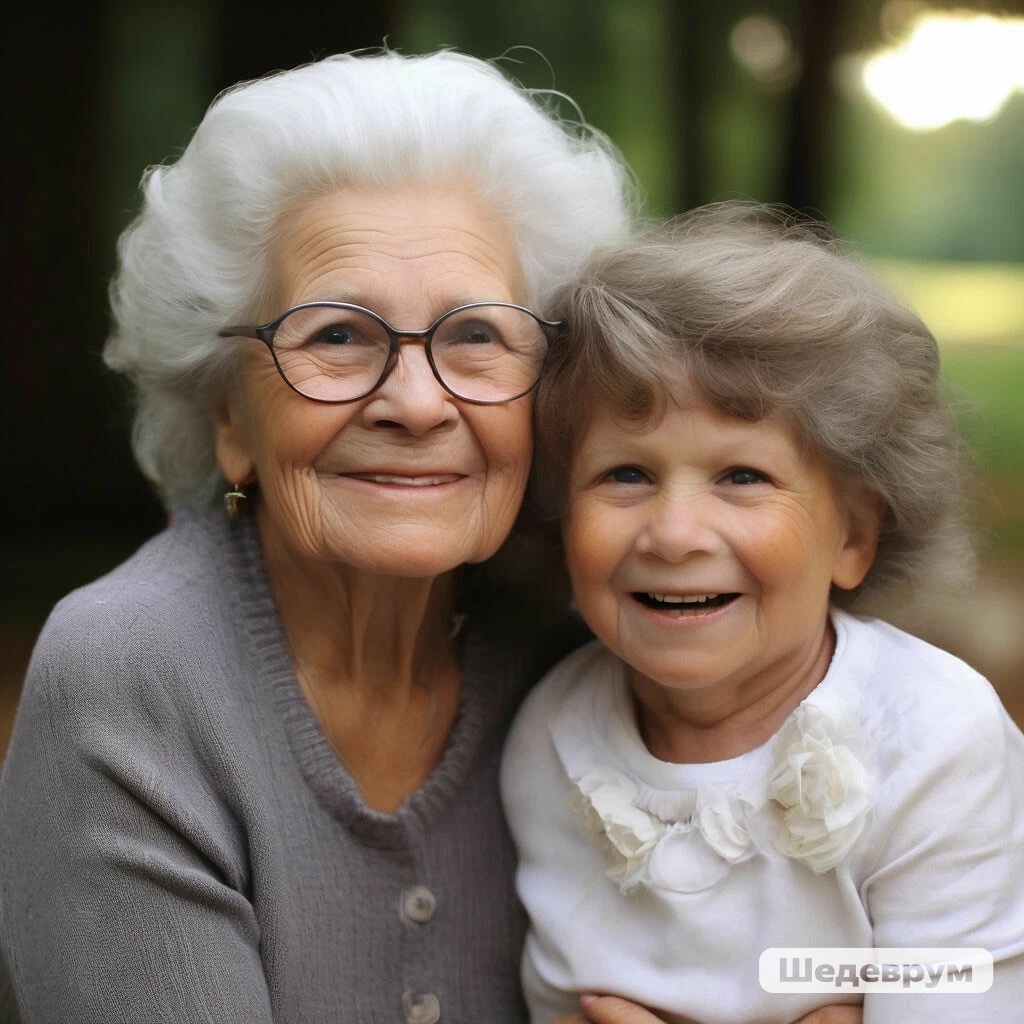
[573,772,756,892]
[574,771,666,888]
[646,789,756,892]
[768,704,876,873]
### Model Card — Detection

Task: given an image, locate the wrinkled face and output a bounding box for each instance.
[563,391,880,703]
[215,187,535,578]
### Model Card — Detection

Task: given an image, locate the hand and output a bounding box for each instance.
[550,995,673,1023]
[575,995,676,1023]
[791,1005,862,1024]
[554,995,863,1024]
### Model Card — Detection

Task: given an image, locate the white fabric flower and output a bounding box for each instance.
[648,824,734,892]
[574,772,758,892]
[698,791,754,863]
[575,771,666,887]
[645,789,755,891]
[769,704,876,873]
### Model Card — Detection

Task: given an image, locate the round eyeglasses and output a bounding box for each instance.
[218,301,561,405]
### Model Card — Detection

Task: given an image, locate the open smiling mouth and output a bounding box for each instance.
[633,593,740,613]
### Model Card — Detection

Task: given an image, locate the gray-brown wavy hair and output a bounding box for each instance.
[534,202,977,610]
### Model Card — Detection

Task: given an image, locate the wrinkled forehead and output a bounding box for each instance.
[265,186,527,320]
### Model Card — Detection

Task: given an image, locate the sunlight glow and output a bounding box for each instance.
[861,12,1024,131]
[730,14,800,89]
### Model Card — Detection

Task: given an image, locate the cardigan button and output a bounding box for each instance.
[401,885,437,924]
[403,990,441,1024]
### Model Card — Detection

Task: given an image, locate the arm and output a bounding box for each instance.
[0,608,274,1024]
[860,679,1024,1023]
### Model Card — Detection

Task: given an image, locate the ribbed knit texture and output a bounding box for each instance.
[0,508,581,1023]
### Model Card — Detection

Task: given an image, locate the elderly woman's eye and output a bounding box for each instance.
[316,323,359,346]
[727,467,767,485]
[607,466,648,485]
[457,322,501,345]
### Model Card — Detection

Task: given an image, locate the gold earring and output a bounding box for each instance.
[224,483,247,521]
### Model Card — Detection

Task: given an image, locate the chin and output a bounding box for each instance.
[347,539,496,580]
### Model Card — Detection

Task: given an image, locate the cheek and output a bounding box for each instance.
[563,503,618,584]
[249,401,355,475]
[481,407,533,490]
[746,511,844,595]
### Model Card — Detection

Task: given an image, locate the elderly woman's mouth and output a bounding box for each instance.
[340,472,466,487]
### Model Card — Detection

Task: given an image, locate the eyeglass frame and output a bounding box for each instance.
[217,300,562,406]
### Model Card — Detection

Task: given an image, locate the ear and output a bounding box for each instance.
[832,490,886,591]
[213,396,255,487]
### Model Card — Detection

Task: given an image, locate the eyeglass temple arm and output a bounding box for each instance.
[217,326,264,340]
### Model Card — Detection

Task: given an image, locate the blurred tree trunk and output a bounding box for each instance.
[780,0,845,217]
[667,0,711,213]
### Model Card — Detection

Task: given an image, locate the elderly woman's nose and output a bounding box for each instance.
[635,490,724,562]
[366,342,458,433]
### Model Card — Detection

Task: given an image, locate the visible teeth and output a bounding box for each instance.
[647,593,718,604]
[368,474,443,486]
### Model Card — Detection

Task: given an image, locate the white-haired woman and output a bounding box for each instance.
[0,51,859,1024]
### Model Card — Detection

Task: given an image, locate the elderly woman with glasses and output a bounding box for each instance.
[0,49,860,1024]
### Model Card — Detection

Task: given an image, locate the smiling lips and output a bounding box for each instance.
[634,592,739,613]
[343,472,465,486]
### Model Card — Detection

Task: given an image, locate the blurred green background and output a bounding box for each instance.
[2,0,1023,756]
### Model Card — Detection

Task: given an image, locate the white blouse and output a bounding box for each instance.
[501,610,1024,1024]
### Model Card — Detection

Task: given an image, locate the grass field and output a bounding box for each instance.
[873,259,1024,557]
[943,344,1024,556]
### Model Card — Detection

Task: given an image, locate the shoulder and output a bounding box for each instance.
[1,511,259,914]
[500,640,615,843]
[36,508,237,661]
[834,611,1024,836]
[6,506,259,799]
[834,610,1011,747]
[833,615,1024,950]
[18,508,248,735]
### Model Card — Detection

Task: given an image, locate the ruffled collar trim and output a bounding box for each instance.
[548,610,880,892]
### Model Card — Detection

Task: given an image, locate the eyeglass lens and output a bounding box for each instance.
[270,304,549,402]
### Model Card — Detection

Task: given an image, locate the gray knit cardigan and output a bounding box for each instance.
[0,507,580,1023]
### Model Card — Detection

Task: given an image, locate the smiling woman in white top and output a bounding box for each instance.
[502,202,1024,1024]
